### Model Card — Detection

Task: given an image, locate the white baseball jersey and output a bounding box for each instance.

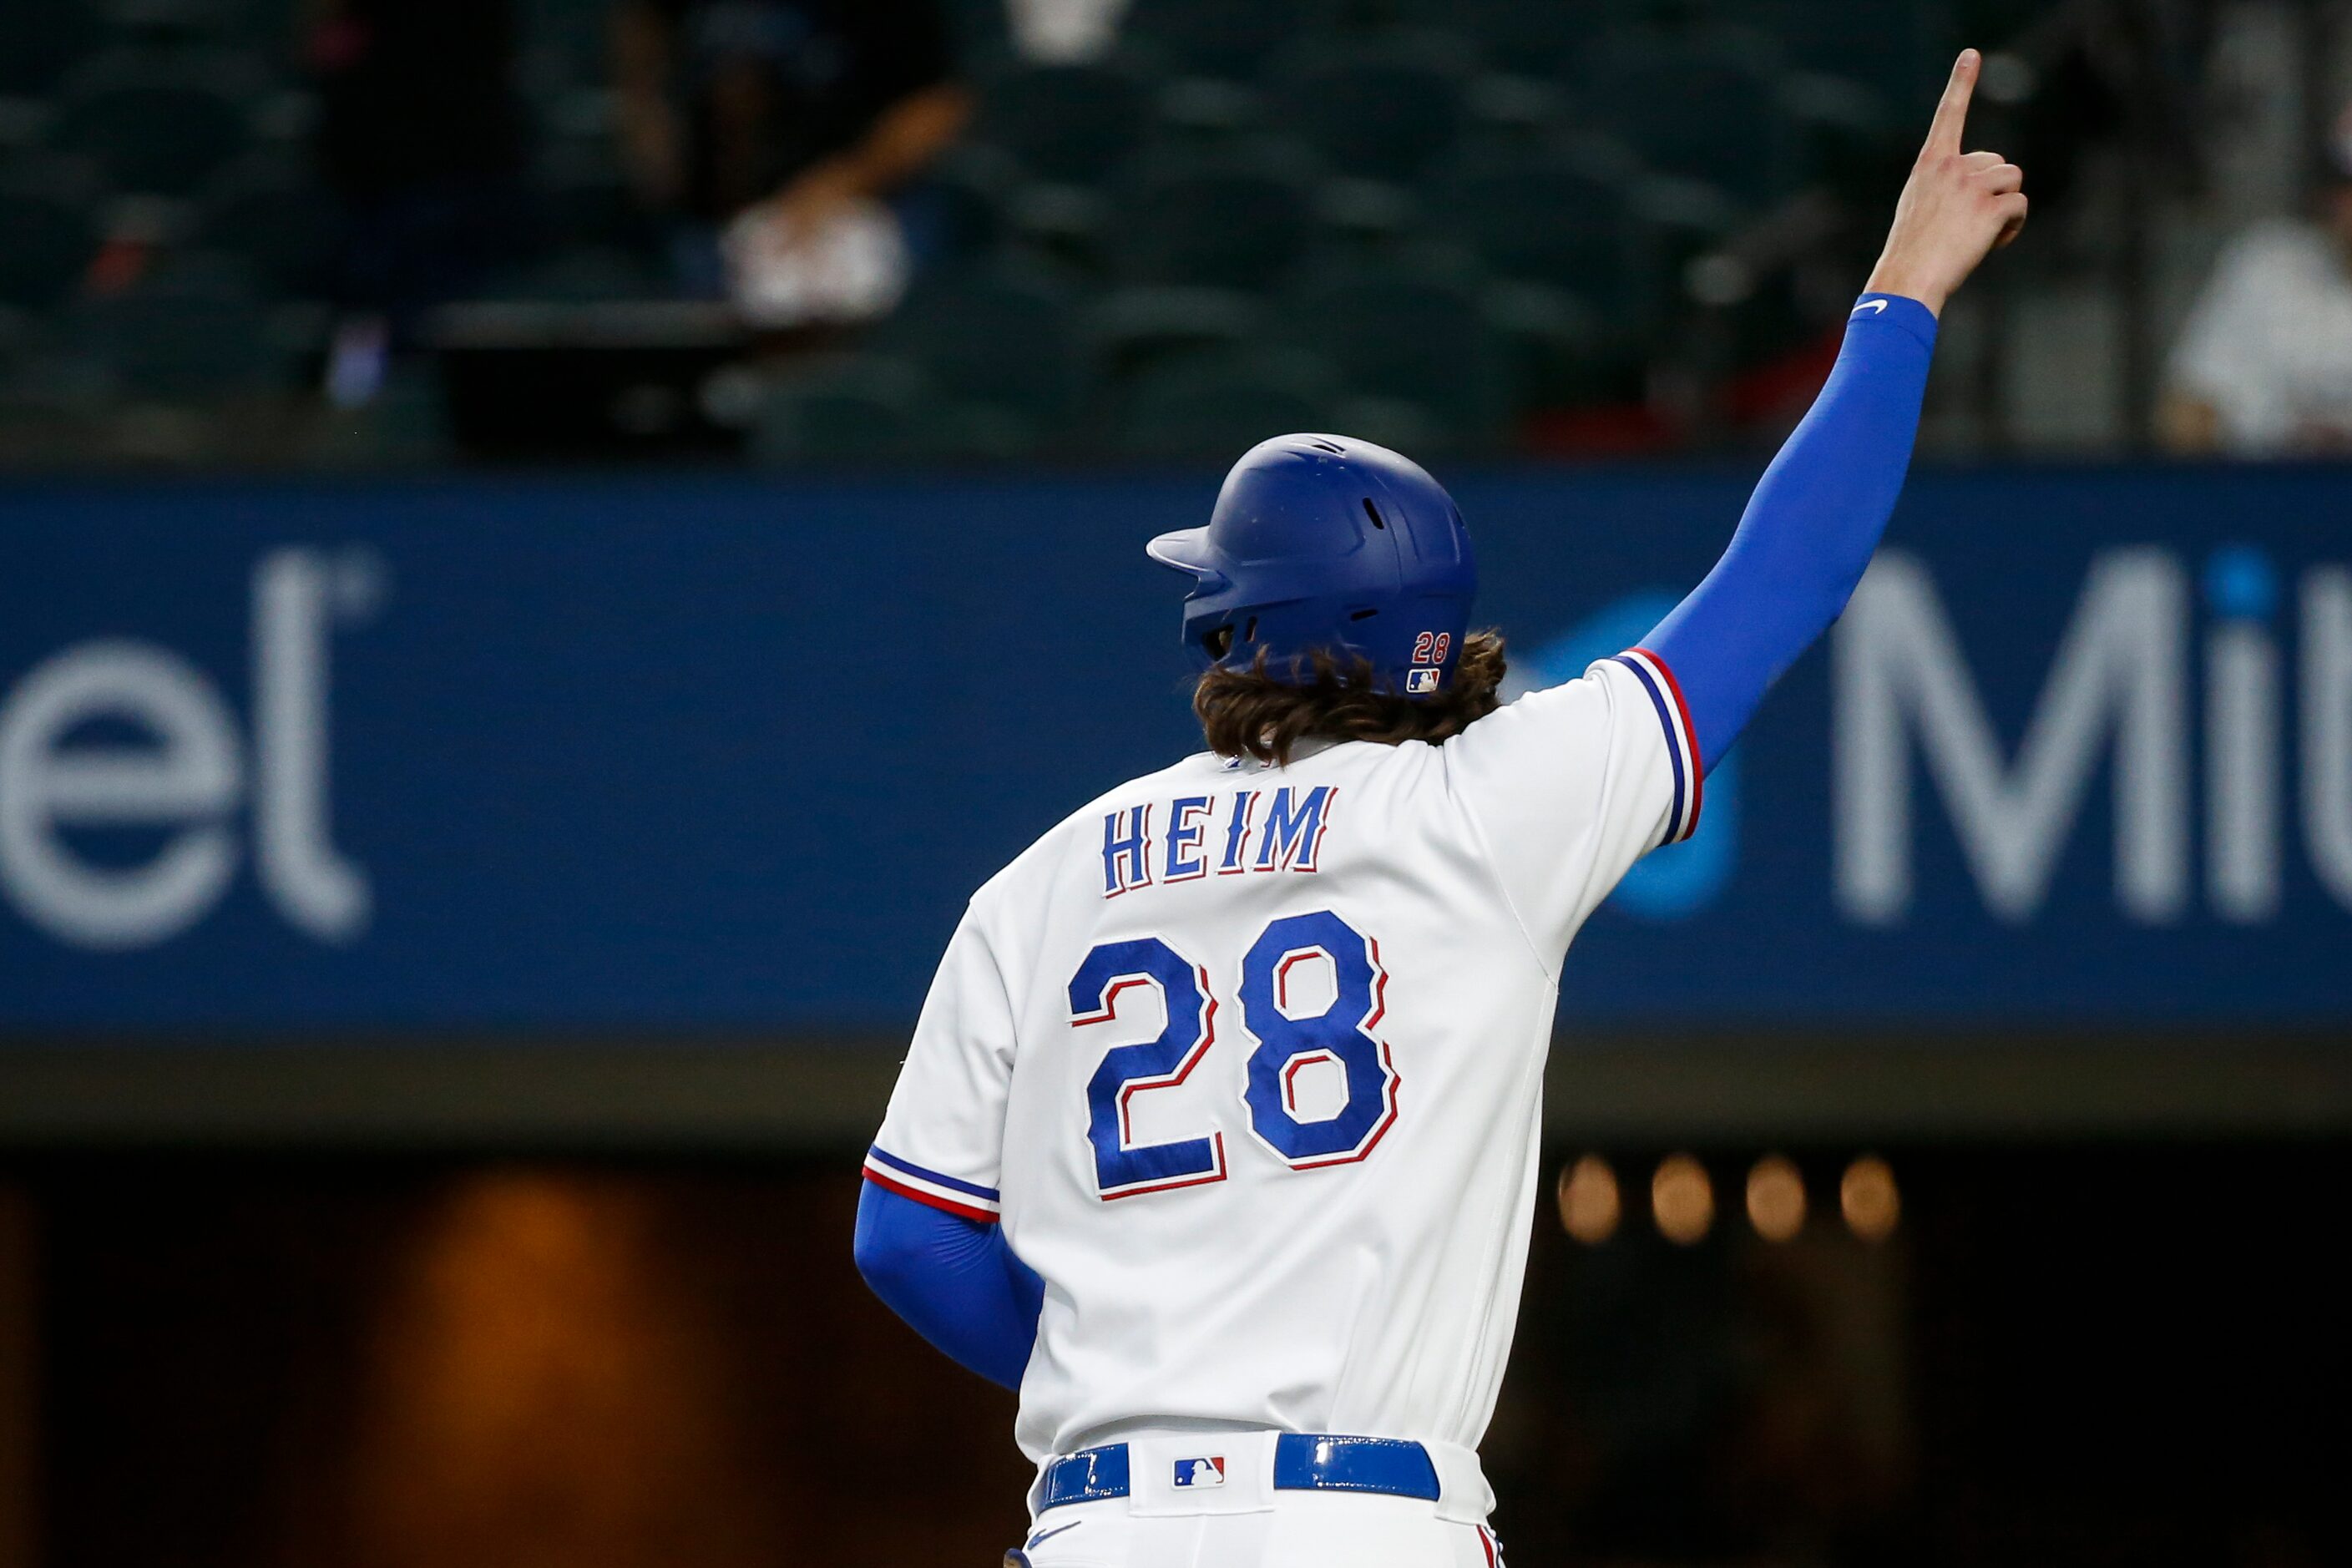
[866,650,1701,1476]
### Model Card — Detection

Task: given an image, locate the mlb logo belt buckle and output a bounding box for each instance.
[1171,1455,1226,1488]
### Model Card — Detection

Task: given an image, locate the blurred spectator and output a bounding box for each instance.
[309,0,531,402]
[2162,110,2352,457]
[610,0,971,323]
[1006,0,1131,63]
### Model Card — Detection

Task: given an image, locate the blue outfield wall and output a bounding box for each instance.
[2,463,2349,1034]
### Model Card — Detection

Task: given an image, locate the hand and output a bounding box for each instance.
[1864,49,2028,316]
[751,161,867,255]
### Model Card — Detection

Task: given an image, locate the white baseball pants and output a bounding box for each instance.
[1009,1491,1505,1567]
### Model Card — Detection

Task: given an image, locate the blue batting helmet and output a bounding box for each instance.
[1146,433,1477,698]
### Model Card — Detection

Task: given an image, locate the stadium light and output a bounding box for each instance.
[1841,1155,1901,1242]
[1746,1155,1807,1242]
[1651,1154,1713,1246]
[1556,1155,1620,1245]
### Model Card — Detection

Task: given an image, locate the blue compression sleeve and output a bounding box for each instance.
[1644,293,1939,772]
[853,1179,1044,1389]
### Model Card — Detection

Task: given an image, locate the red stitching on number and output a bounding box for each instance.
[1284,933,1399,1171]
[1097,965,1229,1201]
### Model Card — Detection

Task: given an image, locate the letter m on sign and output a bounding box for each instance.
[1833,549,2188,925]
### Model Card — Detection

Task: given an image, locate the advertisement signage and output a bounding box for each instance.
[3,465,2346,1033]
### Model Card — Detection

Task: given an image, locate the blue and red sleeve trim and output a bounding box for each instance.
[862,1145,1002,1223]
[1611,648,1703,844]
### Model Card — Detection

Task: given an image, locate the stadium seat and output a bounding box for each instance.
[0,181,101,310]
[517,0,608,91]
[199,154,343,296]
[1274,36,1471,185]
[107,0,250,43]
[1727,0,1950,114]
[939,0,1016,69]
[1576,32,1796,205]
[1383,0,1597,77]
[0,311,35,412]
[0,1,106,95]
[868,262,1084,432]
[750,356,938,465]
[1281,262,1505,443]
[1125,0,1313,80]
[1110,349,1340,458]
[49,58,255,197]
[1000,176,1111,260]
[916,149,1013,265]
[1112,154,1314,290]
[1628,169,1743,287]
[0,385,101,468]
[68,256,286,399]
[1085,285,1264,384]
[539,136,644,252]
[975,61,1151,186]
[1434,151,1641,315]
[1485,276,1631,410]
[1457,72,1571,155]
[1429,145,1659,407]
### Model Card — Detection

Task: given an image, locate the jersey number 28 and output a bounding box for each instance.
[1068,910,1399,1201]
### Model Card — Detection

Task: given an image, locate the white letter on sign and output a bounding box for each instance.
[1834,549,2188,925]
[2302,567,2352,911]
[253,548,374,942]
[0,642,243,948]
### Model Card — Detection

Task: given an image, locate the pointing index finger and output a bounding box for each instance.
[1924,48,1981,158]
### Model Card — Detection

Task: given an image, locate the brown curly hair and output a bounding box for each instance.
[1193,632,1510,766]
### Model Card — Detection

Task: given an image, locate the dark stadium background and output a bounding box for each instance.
[3,0,2349,1565]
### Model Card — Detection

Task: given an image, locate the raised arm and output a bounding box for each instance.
[1645,50,2028,772]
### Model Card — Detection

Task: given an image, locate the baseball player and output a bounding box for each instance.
[856,52,2025,1568]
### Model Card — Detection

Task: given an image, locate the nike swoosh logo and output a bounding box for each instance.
[1852,299,1889,316]
[1025,1520,1083,1550]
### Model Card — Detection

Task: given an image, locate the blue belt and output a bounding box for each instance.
[1038,1434,1441,1512]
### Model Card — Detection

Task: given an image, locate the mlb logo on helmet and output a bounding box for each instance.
[1171,1456,1227,1488]
[1405,668,1439,695]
